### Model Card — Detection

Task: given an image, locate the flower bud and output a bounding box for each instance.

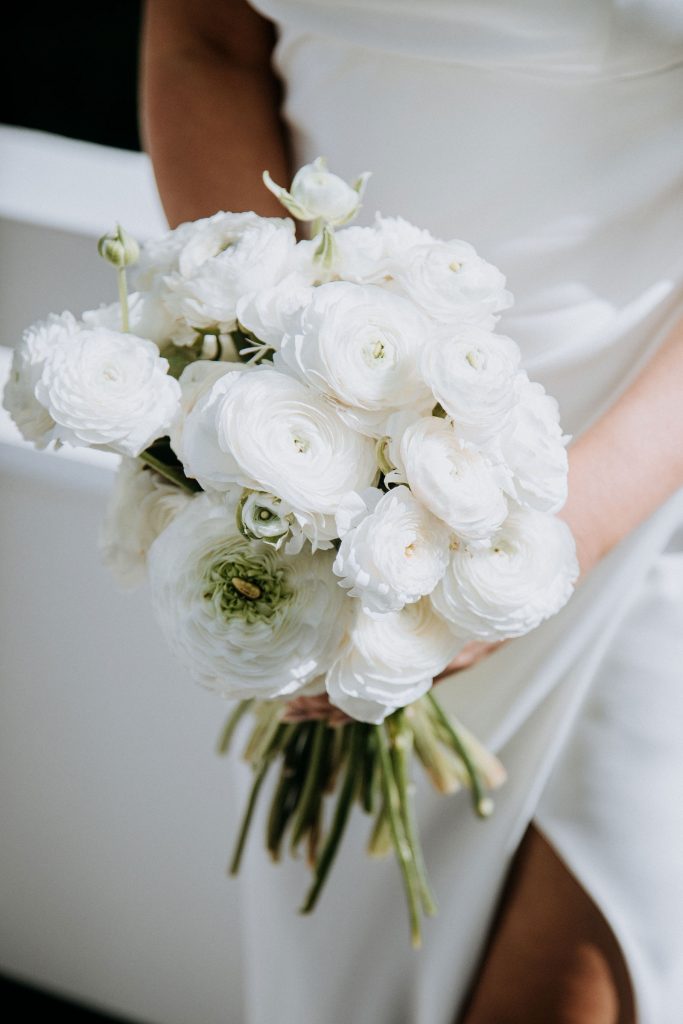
[98,224,140,268]
[263,157,371,228]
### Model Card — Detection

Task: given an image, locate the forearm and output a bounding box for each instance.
[140,0,291,226]
[559,313,683,576]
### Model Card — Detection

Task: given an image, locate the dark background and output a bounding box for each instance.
[1,5,145,1017]
[1,1,142,151]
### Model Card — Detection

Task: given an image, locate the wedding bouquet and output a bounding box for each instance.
[3,158,578,945]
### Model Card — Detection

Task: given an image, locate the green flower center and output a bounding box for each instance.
[202,550,292,624]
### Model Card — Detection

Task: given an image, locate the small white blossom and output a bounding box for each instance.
[83,291,178,349]
[276,281,434,434]
[492,374,570,514]
[431,507,579,640]
[162,212,296,331]
[396,239,512,328]
[333,486,450,615]
[422,326,521,444]
[235,273,313,351]
[33,326,180,456]
[169,359,233,467]
[100,457,192,587]
[235,490,308,554]
[326,599,463,723]
[176,365,377,530]
[2,312,77,446]
[395,415,509,542]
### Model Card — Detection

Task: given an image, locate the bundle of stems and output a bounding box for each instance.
[219,692,505,947]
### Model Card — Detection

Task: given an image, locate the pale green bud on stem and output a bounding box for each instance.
[97,224,140,268]
[97,224,140,333]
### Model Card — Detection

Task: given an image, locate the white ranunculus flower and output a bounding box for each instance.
[326,598,463,723]
[161,212,296,331]
[34,326,181,456]
[235,273,314,351]
[148,496,349,699]
[169,359,233,466]
[431,507,579,641]
[291,214,436,289]
[395,239,512,328]
[235,489,307,554]
[376,215,437,266]
[2,311,77,446]
[83,291,178,349]
[264,156,370,226]
[333,485,450,615]
[132,220,198,290]
[100,457,192,587]
[177,365,378,522]
[421,326,521,444]
[493,374,570,514]
[397,416,509,542]
[329,214,436,284]
[276,281,434,434]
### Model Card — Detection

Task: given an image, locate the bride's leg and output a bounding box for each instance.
[459,823,636,1024]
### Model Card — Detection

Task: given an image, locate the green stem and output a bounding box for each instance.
[117,266,129,333]
[299,723,362,914]
[426,693,489,817]
[229,721,292,875]
[243,705,282,765]
[266,725,309,861]
[217,699,254,755]
[375,723,423,948]
[323,723,350,794]
[367,801,392,858]
[390,711,438,916]
[289,721,328,853]
[138,449,197,493]
[229,757,273,875]
[359,725,380,814]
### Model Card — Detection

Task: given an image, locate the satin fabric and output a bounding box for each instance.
[234,3,683,1020]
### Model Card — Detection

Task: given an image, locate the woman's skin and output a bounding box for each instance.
[141,2,682,1020]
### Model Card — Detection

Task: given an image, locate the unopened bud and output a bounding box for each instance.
[97,224,140,268]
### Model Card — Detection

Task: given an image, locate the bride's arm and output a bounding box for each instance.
[140,0,291,226]
[558,313,683,576]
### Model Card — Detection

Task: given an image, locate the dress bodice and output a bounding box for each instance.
[250,0,683,79]
[249,0,683,436]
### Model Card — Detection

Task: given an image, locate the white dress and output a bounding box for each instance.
[234,3,683,1021]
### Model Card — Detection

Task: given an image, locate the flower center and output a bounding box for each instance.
[293,435,310,454]
[102,364,120,382]
[362,332,393,369]
[203,553,291,623]
[231,577,262,600]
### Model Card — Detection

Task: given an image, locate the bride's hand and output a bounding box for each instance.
[433,638,507,680]
[281,692,353,727]
[281,638,507,726]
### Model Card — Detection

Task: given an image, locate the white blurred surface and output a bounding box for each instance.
[0,126,167,240]
[0,128,250,1023]
[0,127,168,352]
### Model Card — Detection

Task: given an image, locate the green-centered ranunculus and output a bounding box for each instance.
[148,495,349,699]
